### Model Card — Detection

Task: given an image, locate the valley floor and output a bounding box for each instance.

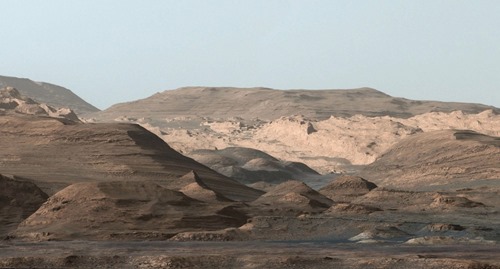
[1,241,499,269]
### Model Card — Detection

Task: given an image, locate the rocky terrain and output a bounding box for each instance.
[91,86,499,121]
[0,75,99,114]
[361,129,500,188]
[1,83,499,268]
[94,107,500,175]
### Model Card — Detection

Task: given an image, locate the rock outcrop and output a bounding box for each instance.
[0,75,99,114]
[0,174,48,238]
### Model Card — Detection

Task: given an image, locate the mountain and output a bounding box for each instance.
[91,86,499,121]
[0,75,99,114]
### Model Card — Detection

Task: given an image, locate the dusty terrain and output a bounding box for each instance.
[1,85,499,268]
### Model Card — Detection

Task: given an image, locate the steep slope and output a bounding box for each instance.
[0,75,99,114]
[0,113,262,201]
[0,174,48,238]
[92,86,499,121]
[360,130,500,188]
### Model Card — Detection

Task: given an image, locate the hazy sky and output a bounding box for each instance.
[2,0,499,109]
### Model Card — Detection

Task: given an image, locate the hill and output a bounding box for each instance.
[0,89,262,201]
[91,86,499,121]
[360,130,500,188]
[0,75,99,114]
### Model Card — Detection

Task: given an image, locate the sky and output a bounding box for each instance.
[1,0,499,109]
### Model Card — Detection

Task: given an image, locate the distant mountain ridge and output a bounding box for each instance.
[92,86,499,121]
[0,75,99,114]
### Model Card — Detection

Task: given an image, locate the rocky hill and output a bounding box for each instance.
[13,181,248,241]
[0,89,262,201]
[85,87,500,175]
[0,87,79,121]
[0,75,99,114]
[91,86,499,121]
[360,130,500,189]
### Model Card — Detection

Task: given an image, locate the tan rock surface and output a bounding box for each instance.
[86,87,500,174]
[0,75,99,114]
[97,109,500,175]
[251,180,333,215]
[92,86,499,121]
[360,130,500,188]
[0,87,80,121]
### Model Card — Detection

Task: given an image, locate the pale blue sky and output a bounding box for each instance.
[2,0,499,109]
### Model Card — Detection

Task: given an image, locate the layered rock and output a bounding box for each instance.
[0,112,262,201]
[13,181,248,240]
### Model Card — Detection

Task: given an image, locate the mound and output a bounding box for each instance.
[0,174,48,238]
[360,130,500,188]
[430,194,485,209]
[0,113,263,201]
[189,147,319,184]
[13,181,249,241]
[251,180,332,214]
[319,176,377,202]
[0,75,99,114]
